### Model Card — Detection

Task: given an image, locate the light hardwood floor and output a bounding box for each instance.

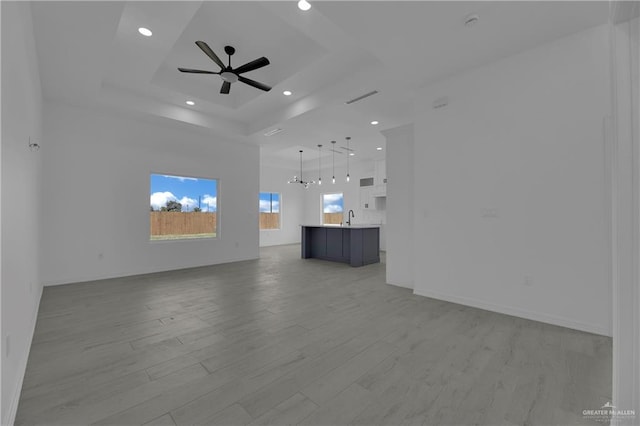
[16,244,611,425]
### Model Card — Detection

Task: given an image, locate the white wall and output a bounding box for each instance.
[408,25,611,335]
[1,2,44,424]
[610,11,640,421]
[259,162,304,247]
[384,124,414,289]
[41,103,260,286]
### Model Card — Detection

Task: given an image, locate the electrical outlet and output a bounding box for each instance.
[524,276,533,286]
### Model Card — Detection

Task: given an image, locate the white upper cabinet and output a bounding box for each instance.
[373,159,386,197]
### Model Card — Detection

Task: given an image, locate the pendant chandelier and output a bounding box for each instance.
[345,136,351,182]
[317,144,323,185]
[331,140,336,184]
[288,150,315,188]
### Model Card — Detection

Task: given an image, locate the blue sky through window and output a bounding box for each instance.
[150,174,217,212]
[259,192,280,213]
[323,193,343,213]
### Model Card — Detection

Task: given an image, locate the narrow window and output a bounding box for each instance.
[259,192,281,230]
[322,193,344,225]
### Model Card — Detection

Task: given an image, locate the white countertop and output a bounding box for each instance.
[300,224,381,229]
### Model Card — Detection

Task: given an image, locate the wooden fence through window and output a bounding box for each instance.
[150,212,216,236]
[259,213,280,229]
[151,211,345,235]
[323,212,343,225]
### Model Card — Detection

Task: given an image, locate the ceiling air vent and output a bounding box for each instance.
[264,128,283,137]
[345,90,379,105]
[360,177,374,187]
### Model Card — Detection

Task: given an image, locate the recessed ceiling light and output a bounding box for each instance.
[138,27,152,37]
[371,120,379,125]
[298,0,311,11]
[185,100,195,106]
[376,147,383,151]
[349,152,355,156]
[283,90,292,96]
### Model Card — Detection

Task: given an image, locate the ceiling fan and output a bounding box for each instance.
[178,41,271,94]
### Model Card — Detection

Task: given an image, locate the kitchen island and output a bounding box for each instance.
[300,225,380,267]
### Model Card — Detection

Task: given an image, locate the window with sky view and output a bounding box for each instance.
[322,193,343,225]
[259,192,280,230]
[149,174,218,240]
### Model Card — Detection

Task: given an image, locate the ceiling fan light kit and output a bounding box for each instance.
[178,41,271,95]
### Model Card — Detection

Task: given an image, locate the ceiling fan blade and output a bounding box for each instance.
[178,67,220,74]
[195,41,225,70]
[220,81,231,94]
[234,57,270,74]
[238,76,271,92]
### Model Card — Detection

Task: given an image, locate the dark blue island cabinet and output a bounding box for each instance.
[300,225,380,267]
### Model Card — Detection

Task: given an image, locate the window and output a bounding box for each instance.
[322,193,344,225]
[149,174,218,240]
[259,192,280,230]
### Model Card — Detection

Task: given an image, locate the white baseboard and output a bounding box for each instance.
[414,287,611,337]
[43,255,260,287]
[4,285,43,426]
[259,241,300,248]
[387,280,414,290]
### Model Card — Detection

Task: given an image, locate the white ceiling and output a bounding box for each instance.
[29,1,609,167]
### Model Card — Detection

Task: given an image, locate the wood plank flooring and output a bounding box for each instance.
[16,244,611,425]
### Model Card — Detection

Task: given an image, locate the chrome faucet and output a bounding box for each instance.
[346,210,355,226]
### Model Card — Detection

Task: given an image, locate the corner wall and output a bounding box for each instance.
[410,24,611,335]
[609,9,640,419]
[1,2,44,424]
[384,124,414,289]
[259,163,304,247]
[40,103,260,286]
